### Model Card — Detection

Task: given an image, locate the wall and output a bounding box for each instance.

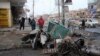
[0,0,9,2]
[0,2,12,27]
[96,0,100,11]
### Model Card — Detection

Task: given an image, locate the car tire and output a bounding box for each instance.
[88,24,92,28]
[92,25,96,28]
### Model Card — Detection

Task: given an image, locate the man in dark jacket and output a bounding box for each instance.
[81,19,86,30]
[19,17,25,30]
[28,18,31,25]
[30,18,36,30]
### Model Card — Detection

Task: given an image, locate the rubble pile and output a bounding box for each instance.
[51,39,89,56]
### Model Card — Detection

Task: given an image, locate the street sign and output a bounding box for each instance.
[55,0,72,6]
[64,0,72,5]
[64,6,69,12]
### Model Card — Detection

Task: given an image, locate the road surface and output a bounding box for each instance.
[0,48,48,56]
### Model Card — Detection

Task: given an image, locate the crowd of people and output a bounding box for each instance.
[19,15,86,31]
[19,16,45,30]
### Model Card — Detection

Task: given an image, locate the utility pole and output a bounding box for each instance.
[58,0,61,23]
[33,0,34,18]
[62,0,65,25]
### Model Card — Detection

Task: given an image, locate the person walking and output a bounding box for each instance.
[19,17,25,30]
[38,16,45,30]
[30,18,36,30]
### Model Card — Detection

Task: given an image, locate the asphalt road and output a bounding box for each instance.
[86,27,100,33]
[72,26,100,33]
[0,48,48,56]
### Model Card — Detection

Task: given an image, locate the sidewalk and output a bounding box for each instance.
[0,26,32,50]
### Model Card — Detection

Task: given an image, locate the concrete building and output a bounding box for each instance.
[0,0,27,27]
[0,1,12,27]
[88,0,100,18]
[64,9,89,19]
[48,8,89,22]
[95,0,100,18]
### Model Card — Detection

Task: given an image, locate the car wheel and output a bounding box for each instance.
[92,25,96,28]
[87,24,91,28]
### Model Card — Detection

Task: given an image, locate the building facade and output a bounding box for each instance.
[88,0,100,18]
[0,0,27,27]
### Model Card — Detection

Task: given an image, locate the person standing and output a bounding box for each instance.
[38,16,45,30]
[19,17,25,30]
[81,19,86,30]
[28,18,31,25]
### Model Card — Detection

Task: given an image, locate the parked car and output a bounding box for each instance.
[68,19,99,28]
[85,19,99,28]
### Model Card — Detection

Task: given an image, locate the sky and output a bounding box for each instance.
[25,0,88,16]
